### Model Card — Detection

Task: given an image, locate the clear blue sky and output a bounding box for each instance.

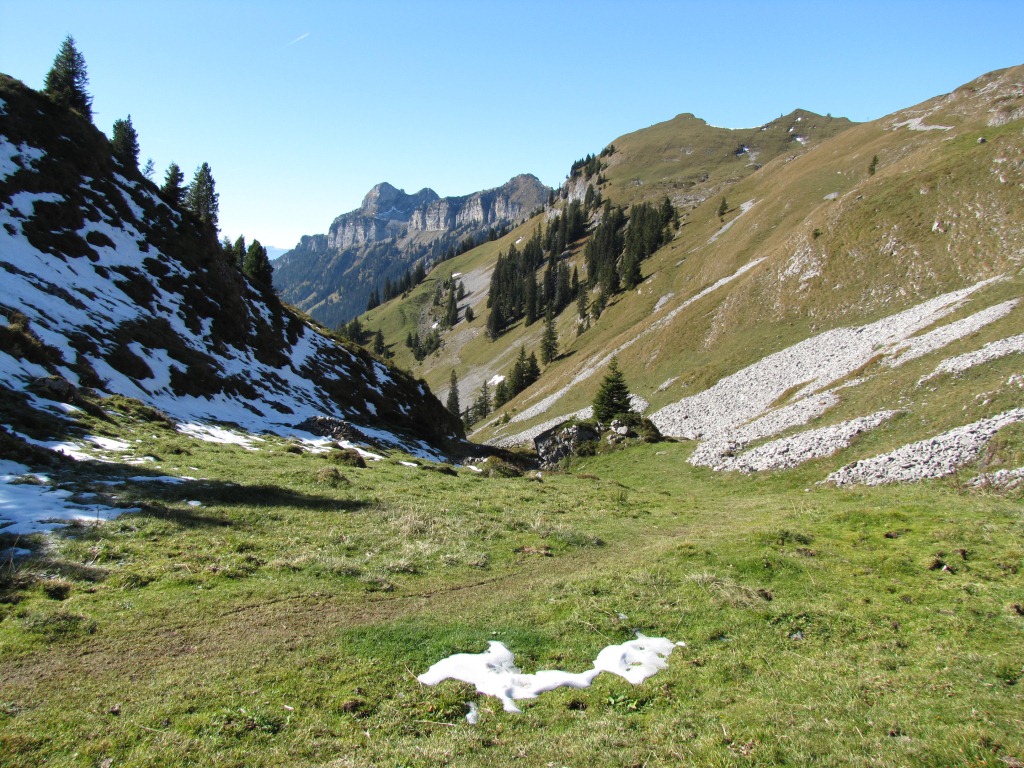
[2,1,1020,249]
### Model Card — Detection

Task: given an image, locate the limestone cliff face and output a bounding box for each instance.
[274,174,552,327]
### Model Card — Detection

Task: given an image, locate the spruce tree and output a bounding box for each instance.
[43,35,92,120]
[161,162,186,206]
[111,115,140,169]
[373,330,387,357]
[446,370,460,416]
[185,162,219,228]
[540,309,558,365]
[243,240,273,287]
[593,356,632,422]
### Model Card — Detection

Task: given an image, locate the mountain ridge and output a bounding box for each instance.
[0,72,464,476]
[272,174,551,327]
[360,63,1024,485]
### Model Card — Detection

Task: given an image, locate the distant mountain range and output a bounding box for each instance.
[272,174,552,328]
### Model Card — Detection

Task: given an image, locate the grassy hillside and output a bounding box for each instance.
[361,65,1024,457]
[1,393,1022,766]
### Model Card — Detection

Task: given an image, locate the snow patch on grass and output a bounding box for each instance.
[418,633,684,716]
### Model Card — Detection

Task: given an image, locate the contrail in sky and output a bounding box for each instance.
[285,33,310,48]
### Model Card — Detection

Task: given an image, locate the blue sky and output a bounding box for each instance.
[2,1,1021,249]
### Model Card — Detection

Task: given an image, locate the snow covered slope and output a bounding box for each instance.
[0,74,463,463]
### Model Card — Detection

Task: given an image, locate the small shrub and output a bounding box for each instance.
[420,463,457,476]
[327,448,367,468]
[41,578,72,600]
[314,466,350,486]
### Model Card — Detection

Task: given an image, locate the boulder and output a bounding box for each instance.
[534,422,600,468]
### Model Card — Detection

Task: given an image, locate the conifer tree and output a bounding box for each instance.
[111,115,140,169]
[593,356,632,423]
[185,162,219,228]
[141,158,155,180]
[540,309,558,365]
[161,162,186,206]
[443,286,458,327]
[44,35,92,120]
[472,381,491,423]
[493,378,510,408]
[243,240,273,287]
[526,352,541,385]
[373,330,386,357]
[446,370,460,416]
[232,235,247,271]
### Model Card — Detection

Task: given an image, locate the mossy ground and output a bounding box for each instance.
[1,396,1022,767]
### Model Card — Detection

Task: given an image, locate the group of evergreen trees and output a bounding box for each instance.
[218,235,273,289]
[452,345,543,428]
[485,218,583,340]
[43,36,255,287]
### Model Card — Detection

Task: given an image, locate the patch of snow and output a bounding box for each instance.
[0,137,46,182]
[890,116,953,132]
[418,633,683,716]
[0,468,140,535]
[127,475,195,484]
[176,423,263,450]
[85,435,131,452]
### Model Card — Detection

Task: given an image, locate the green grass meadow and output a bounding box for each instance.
[2,404,1022,767]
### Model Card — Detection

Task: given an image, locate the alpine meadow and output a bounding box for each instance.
[2,26,1024,768]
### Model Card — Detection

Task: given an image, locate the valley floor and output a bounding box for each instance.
[1,424,1022,767]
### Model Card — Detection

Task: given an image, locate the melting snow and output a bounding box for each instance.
[0,463,140,535]
[418,633,684,716]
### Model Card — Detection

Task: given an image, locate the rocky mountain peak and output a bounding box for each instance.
[359,182,439,220]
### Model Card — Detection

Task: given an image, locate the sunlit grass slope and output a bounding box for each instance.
[1,393,1022,767]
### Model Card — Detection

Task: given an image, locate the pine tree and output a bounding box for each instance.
[718,198,729,219]
[373,330,386,357]
[446,370,460,416]
[443,286,458,327]
[185,162,219,228]
[593,356,632,422]
[232,235,247,271]
[243,240,273,287]
[525,352,541,386]
[161,162,186,206]
[472,381,491,422]
[465,305,474,323]
[493,379,510,408]
[43,35,92,120]
[141,158,155,180]
[111,115,140,169]
[540,309,558,365]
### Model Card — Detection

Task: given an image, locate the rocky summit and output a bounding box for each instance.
[272,174,551,327]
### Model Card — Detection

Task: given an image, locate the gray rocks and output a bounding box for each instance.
[698,410,900,473]
[534,422,599,468]
[825,408,1024,486]
[294,415,372,445]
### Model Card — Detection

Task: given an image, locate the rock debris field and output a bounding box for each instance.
[495,272,1024,486]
